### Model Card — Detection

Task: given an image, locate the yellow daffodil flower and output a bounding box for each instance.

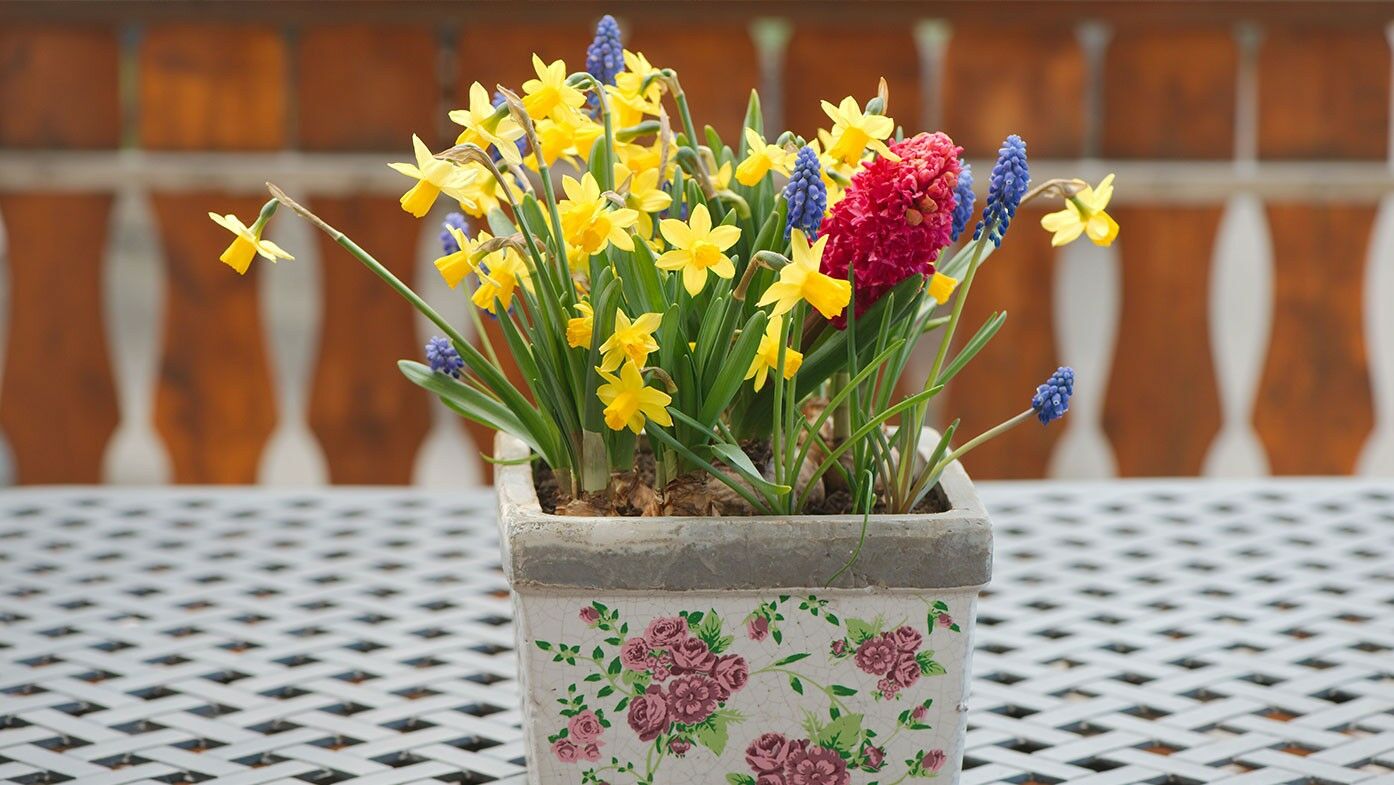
[617,139,675,179]
[757,229,851,319]
[598,309,662,371]
[532,112,604,170]
[608,50,663,127]
[745,315,803,392]
[567,301,595,349]
[712,159,733,191]
[389,134,478,218]
[596,360,673,434]
[456,164,523,219]
[558,172,639,261]
[809,138,854,208]
[656,204,741,296]
[521,54,586,122]
[615,162,673,237]
[822,96,898,167]
[208,211,293,274]
[470,240,532,314]
[449,82,525,166]
[435,224,478,288]
[736,128,793,186]
[928,271,958,304]
[1041,174,1120,247]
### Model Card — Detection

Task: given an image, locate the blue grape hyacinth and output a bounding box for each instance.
[439,212,468,255]
[425,336,464,378]
[783,146,827,240]
[586,15,624,86]
[974,134,1029,247]
[949,161,974,242]
[1031,366,1074,425]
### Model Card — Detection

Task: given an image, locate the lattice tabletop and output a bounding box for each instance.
[1,482,1391,785]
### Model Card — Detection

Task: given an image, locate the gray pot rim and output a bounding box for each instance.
[495,429,992,592]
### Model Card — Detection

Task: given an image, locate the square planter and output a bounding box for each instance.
[495,431,992,785]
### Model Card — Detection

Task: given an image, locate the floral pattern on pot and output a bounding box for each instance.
[529,594,965,785]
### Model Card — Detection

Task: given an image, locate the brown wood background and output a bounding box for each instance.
[0,2,1389,484]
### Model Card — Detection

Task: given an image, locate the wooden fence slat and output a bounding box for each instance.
[143,24,286,482]
[1103,206,1224,476]
[139,24,287,151]
[295,24,443,482]
[1258,28,1390,160]
[0,25,120,148]
[306,198,432,484]
[0,26,121,484]
[628,22,760,143]
[943,26,1086,158]
[151,193,278,483]
[298,25,440,151]
[784,26,920,141]
[0,195,121,483]
[942,208,1061,479]
[1254,204,1375,474]
[1102,28,1237,159]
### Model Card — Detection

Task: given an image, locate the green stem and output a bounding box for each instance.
[830,372,851,441]
[929,408,1034,478]
[924,234,990,393]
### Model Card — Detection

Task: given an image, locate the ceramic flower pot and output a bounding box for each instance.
[495,431,992,785]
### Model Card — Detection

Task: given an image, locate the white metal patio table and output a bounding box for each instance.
[1,480,1390,785]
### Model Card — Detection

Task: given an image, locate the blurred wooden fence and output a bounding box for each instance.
[0,1,1391,485]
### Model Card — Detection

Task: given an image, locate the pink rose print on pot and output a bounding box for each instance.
[619,637,651,671]
[889,625,922,652]
[644,616,689,647]
[747,615,769,641]
[712,653,749,697]
[855,634,898,675]
[785,740,851,785]
[891,654,922,689]
[626,688,669,742]
[668,737,691,757]
[552,739,580,763]
[666,673,720,724]
[745,732,791,773]
[578,606,600,625]
[567,710,603,744]
[861,743,886,772]
[670,636,715,672]
[922,748,947,772]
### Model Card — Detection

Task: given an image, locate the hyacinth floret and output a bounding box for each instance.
[974,134,1029,247]
[820,131,963,317]
[425,336,464,378]
[585,15,624,86]
[1031,366,1074,425]
[439,212,468,255]
[949,160,974,242]
[782,145,827,240]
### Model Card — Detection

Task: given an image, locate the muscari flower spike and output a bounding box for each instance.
[1031,366,1074,425]
[974,134,1029,247]
[586,15,624,87]
[949,160,974,242]
[439,212,468,255]
[783,145,827,240]
[425,336,464,378]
